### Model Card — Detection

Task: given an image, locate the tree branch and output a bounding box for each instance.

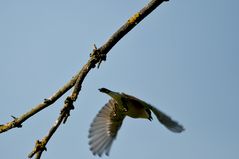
[0,72,80,133]
[28,97,74,159]
[0,0,169,158]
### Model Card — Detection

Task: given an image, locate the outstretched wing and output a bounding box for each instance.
[89,99,126,156]
[148,105,185,133]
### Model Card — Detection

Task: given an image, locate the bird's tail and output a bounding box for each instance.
[148,105,185,133]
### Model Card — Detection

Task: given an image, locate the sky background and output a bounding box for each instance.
[0,0,238,159]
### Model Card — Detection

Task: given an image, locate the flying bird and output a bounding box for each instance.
[88,88,184,156]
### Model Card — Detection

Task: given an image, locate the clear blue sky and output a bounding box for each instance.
[0,1,238,159]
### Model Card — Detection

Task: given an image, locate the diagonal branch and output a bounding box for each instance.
[28,97,74,159]
[1,0,169,158]
[0,71,80,133]
[71,0,169,101]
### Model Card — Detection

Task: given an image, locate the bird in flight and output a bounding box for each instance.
[88,88,184,156]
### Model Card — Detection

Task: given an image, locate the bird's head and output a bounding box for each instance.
[98,88,112,94]
[99,88,122,101]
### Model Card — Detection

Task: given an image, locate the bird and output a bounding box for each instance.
[88,88,184,157]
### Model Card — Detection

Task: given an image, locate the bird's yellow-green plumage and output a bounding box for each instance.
[88,88,184,157]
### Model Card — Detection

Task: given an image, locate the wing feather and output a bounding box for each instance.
[89,99,125,156]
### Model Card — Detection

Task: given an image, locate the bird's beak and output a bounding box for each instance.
[98,88,105,92]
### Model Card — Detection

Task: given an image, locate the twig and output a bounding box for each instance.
[0,72,81,133]
[28,97,74,159]
[98,0,169,55]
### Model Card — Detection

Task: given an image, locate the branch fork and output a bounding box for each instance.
[0,1,169,158]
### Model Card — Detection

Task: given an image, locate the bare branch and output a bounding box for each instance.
[1,0,169,158]
[71,0,169,102]
[28,44,107,158]
[0,72,80,133]
[28,97,74,159]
